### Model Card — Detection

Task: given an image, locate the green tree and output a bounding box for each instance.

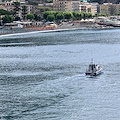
[82,12,86,20]
[28,1,38,5]
[79,13,83,20]
[55,12,64,24]
[0,9,11,15]
[43,11,56,20]
[2,15,14,24]
[56,13,64,20]
[72,12,78,20]
[12,2,21,18]
[99,13,108,17]
[94,13,99,17]
[34,14,41,21]
[26,13,34,20]
[72,12,76,19]
[36,7,52,14]
[63,12,73,21]
[14,16,21,21]
[46,0,52,3]
[47,14,55,21]
[22,6,28,21]
[43,11,51,20]
[87,12,93,18]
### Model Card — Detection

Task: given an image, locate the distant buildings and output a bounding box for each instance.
[0,0,31,19]
[53,0,120,16]
[53,0,98,15]
[100,3,120,15]
[79,1,98,15]
[53,0,72,11]
[1,0,120,18]
[0,1,13,11]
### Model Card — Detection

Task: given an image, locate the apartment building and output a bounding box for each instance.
[53,0,72,11]
[38,3,53,8]
[100,3,112,15]
[79,1,90,12]
[65,0,72,11]
[100,3,120,15]
[53,0,98,15]
[0,1,13,11]
[72,0,80,12]
[91,3,98,15]
[79,1,98,15]
[0,0,31,19]
[116,4,120,14]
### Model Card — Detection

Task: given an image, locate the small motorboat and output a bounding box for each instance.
[85,62,102,76]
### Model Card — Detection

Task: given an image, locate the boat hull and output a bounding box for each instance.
[85,69,102,76]
[85,63,102,77]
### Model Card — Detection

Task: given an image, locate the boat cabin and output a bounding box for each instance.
[85,61,102,76]
[88,64,96,72]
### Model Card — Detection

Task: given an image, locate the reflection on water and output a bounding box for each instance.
[1,29,120,120]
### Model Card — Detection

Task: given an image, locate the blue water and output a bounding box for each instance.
[1,28,120,120]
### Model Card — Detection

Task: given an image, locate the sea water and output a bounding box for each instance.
[0,28,120,120]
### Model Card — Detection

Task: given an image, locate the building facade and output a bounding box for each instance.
[0,0,31,19]
[72,0,80,12]
[100,3,120,15]
[53,0,72,11]
[53,0,98,15]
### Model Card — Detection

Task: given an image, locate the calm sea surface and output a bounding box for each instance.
[1,28,120,120]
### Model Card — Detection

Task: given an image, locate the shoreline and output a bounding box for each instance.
[0,23,118,38]
[0,28,81,38]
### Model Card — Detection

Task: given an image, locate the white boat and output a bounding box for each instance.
[85,62,102,76]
